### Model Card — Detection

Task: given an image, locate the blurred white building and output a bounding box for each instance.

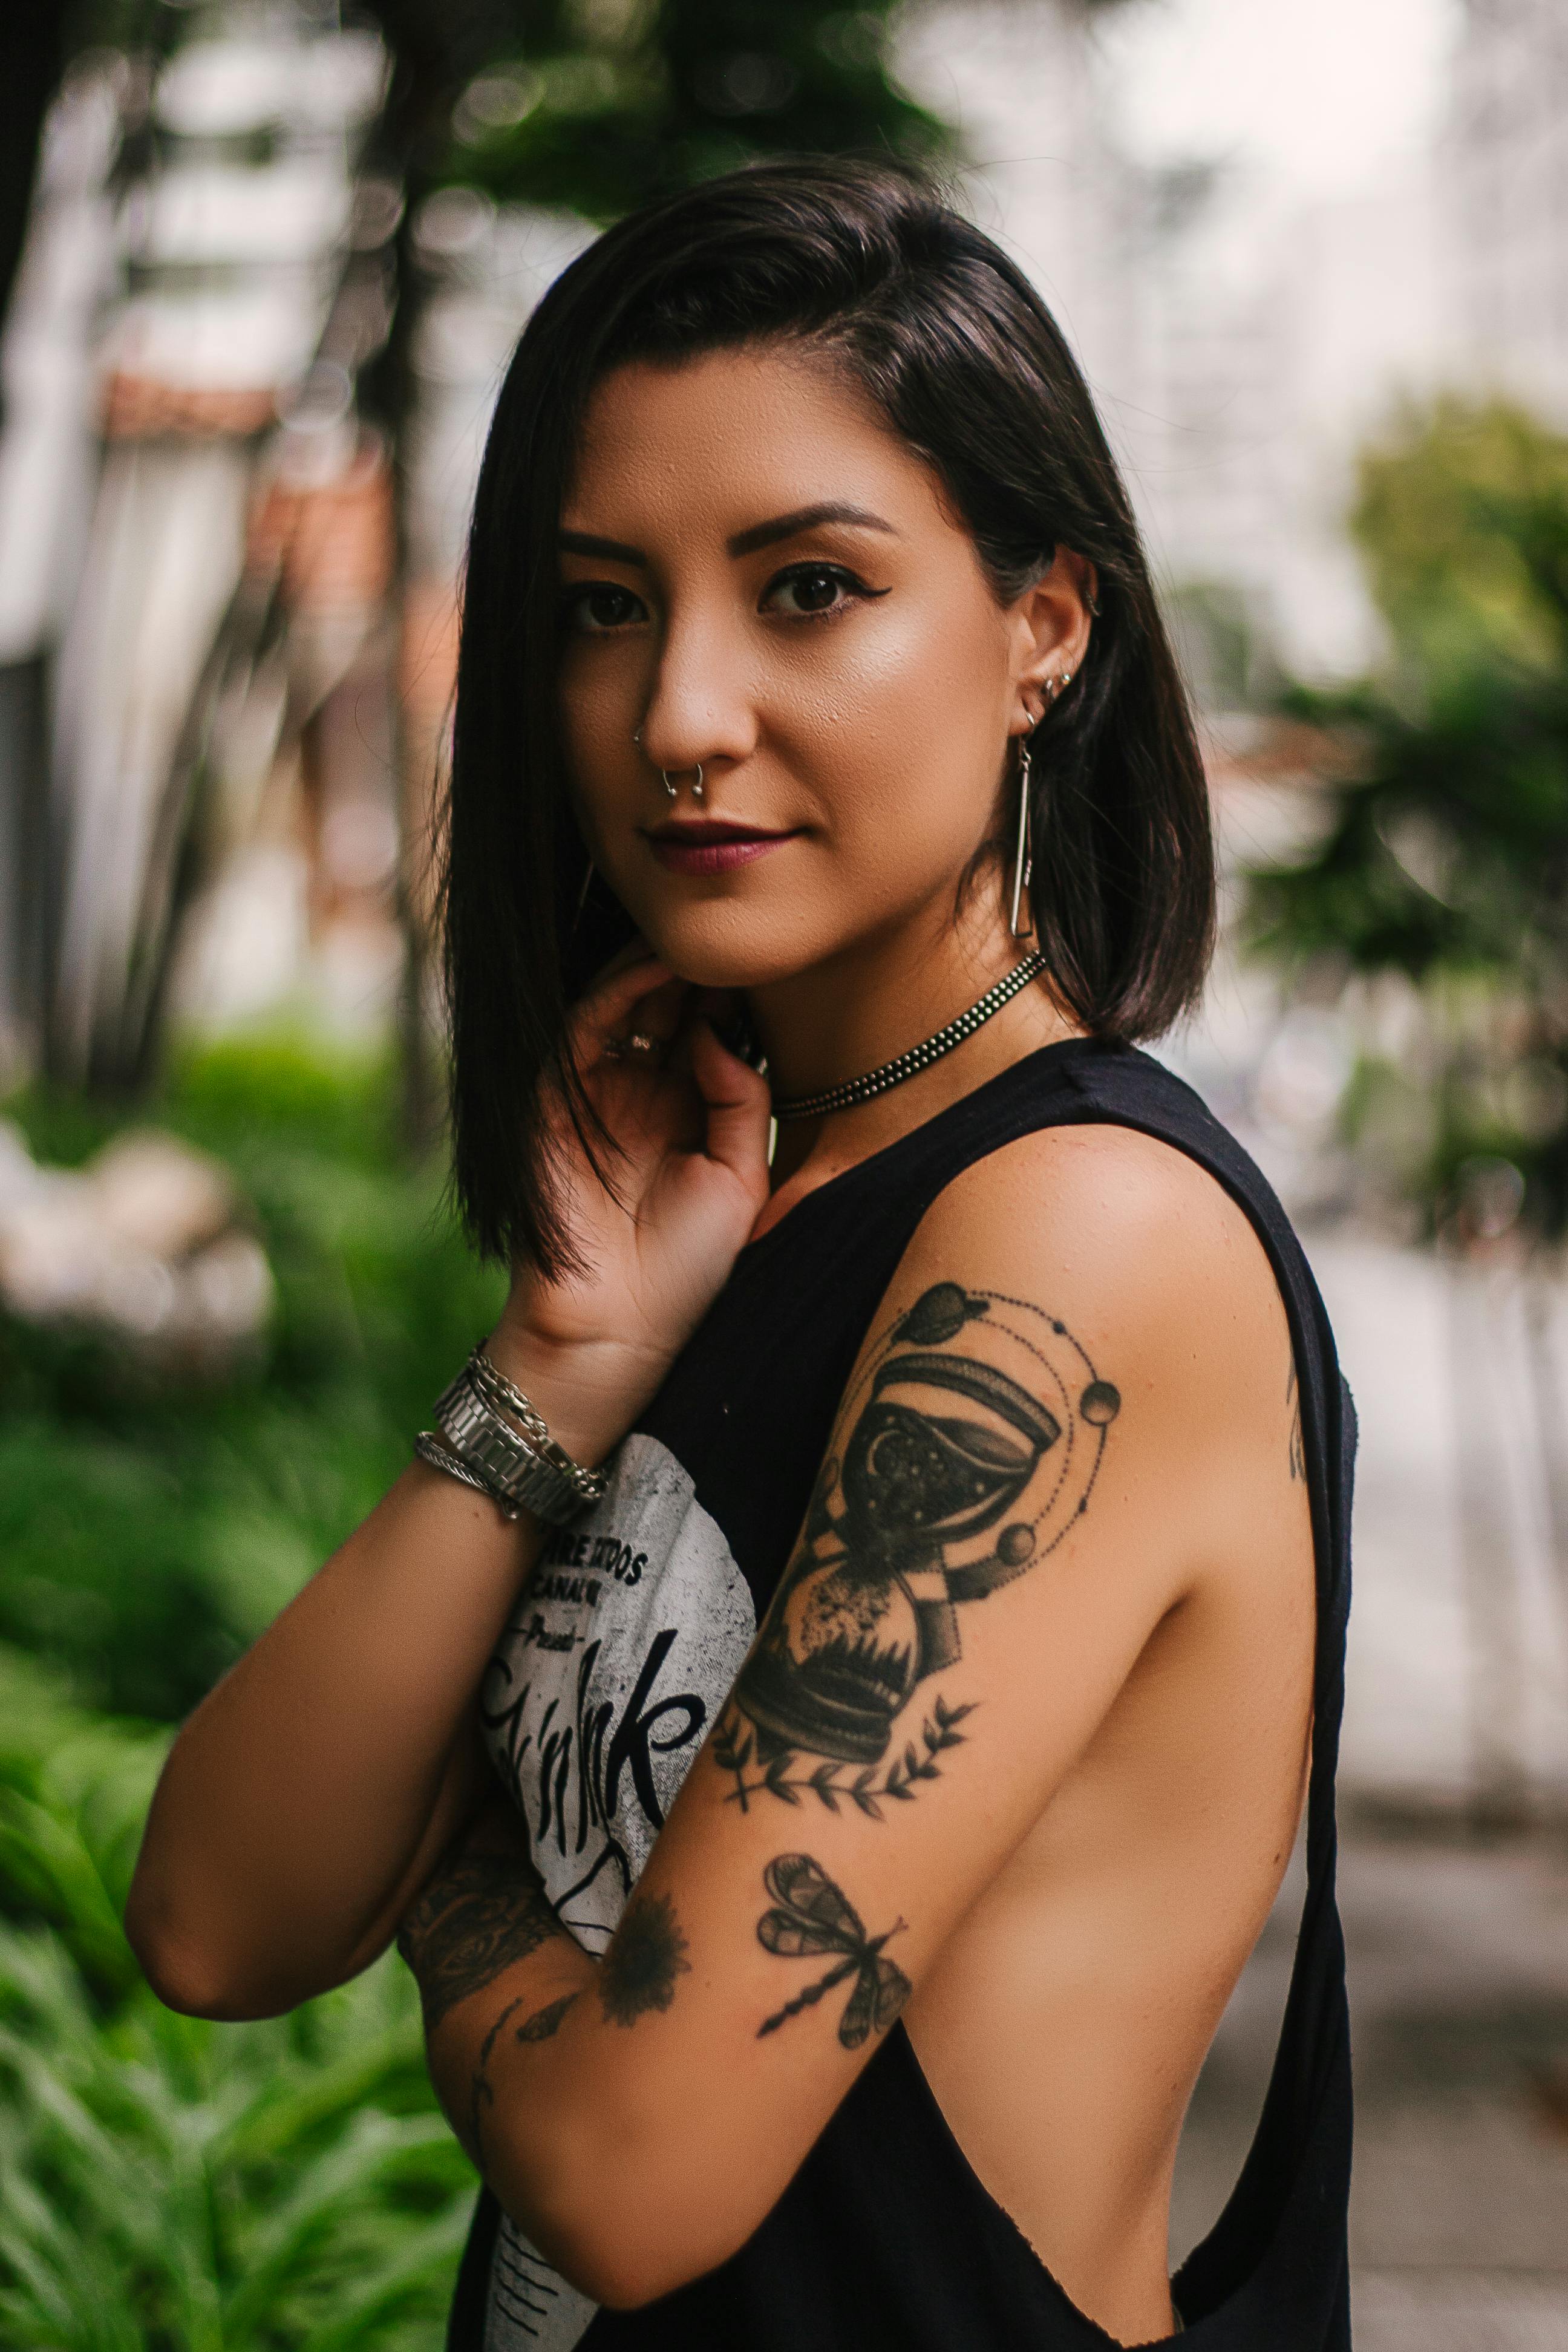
[899,1,1449,679]
[900,0,1568,682]
[1448,0,1568,422]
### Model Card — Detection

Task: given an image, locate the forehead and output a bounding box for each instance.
[562,344,952,541]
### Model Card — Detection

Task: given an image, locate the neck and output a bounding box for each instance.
[746,890,1082,1192]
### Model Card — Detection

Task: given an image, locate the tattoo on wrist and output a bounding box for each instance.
[754,1854,910,2050]
[724,1282,1117,1800]
[396,1806,566,2033]
[598,1888,690,2027]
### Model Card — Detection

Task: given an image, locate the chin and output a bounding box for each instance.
[635,898,844,992]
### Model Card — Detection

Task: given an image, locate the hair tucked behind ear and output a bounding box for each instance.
[442,155,1215,1276]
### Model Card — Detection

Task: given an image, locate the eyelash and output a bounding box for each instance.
[559,563,886,635]
[762,562,886,621]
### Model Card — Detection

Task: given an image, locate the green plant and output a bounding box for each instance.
[387,1,950,229]
[1244,400,1568,1239]
[0,1648,473,2352]
[1,1036,505,1719]
[1352,395,1568,689]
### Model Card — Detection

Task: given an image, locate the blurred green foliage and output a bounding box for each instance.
[428,1,948,223]
[1351,396,1568,688]
[1,1037,505,1720]
[0,1649,473,2350]
[1245,399,1568,1238]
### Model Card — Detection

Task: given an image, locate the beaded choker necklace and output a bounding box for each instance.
[768,949,1051,1122]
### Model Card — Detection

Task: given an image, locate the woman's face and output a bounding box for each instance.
[556,342,1085,987]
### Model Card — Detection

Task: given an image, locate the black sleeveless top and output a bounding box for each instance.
[445,1036,1356,2352]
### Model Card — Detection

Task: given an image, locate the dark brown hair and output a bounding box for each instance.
[442,156,1215,1272]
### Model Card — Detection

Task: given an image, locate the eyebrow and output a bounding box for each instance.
[556,503,900,569]
[728,502,899,557]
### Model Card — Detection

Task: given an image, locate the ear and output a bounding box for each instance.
[1004,547,1099,734]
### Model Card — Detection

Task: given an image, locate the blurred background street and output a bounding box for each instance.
[0,2,1565,2346]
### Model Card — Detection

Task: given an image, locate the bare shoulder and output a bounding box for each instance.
[912,1117,1282,1342]
[890,1116,1300,1540]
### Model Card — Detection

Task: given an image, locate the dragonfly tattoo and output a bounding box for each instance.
[754,1854,912,2050]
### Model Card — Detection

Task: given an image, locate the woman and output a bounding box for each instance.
[126,161,1355,2350]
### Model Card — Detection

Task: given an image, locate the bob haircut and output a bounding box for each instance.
[442,156,1215,1275]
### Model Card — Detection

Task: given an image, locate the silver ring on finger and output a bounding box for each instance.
[622,1031,663,1060]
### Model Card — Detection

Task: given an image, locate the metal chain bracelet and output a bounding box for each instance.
[469,1347,608,1509]
[422,1346,609,1529]
[413,1429,525,1519]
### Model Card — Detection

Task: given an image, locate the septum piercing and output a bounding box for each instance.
[633,725,704,802]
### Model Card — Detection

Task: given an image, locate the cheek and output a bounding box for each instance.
[558,652,618,762]
[557,652,641,821]
[779,592,1010,845]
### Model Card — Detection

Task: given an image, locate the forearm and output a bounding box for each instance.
[405,1814,714,2304]
[126,1461,545,2013]
[404,1799,834,2307]
[400,1795,596,2175]
[125,1317,655,2017]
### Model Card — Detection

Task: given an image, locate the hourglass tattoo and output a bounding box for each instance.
[715,1281,1120,1814]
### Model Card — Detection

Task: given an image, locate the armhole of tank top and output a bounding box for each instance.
[909,1097,1330,2292]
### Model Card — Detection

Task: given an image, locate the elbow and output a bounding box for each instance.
[127,1935,253,2022]
[547,2230,723,2315]
[515,2122,754,2310]
[123,1883,287,2022]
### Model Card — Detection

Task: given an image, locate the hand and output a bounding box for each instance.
[489,942,773,1457]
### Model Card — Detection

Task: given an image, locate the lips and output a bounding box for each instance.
[644,818,802,876]
[646,821,789,845]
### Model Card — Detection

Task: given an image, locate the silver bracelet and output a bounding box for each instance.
[433,1350,608,1528]
[467,1348,554,1450]
[468,1348,606,1508]
[413,1429,524,1519]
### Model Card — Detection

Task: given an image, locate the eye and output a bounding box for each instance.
[762,563,882,620]
[562,583,647,635]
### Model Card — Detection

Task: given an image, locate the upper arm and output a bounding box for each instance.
[486,1123,1304,2301]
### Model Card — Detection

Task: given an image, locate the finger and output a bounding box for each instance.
[621,972,693,1045]
[568,952,673,1056]
[686,1013,773,1187]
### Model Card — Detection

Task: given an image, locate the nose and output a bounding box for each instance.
[634,601,759,784]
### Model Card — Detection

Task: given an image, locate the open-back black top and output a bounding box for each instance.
[445,1034,1356,2351]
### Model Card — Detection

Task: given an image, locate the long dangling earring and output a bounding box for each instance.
[1009,725,1037,938]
